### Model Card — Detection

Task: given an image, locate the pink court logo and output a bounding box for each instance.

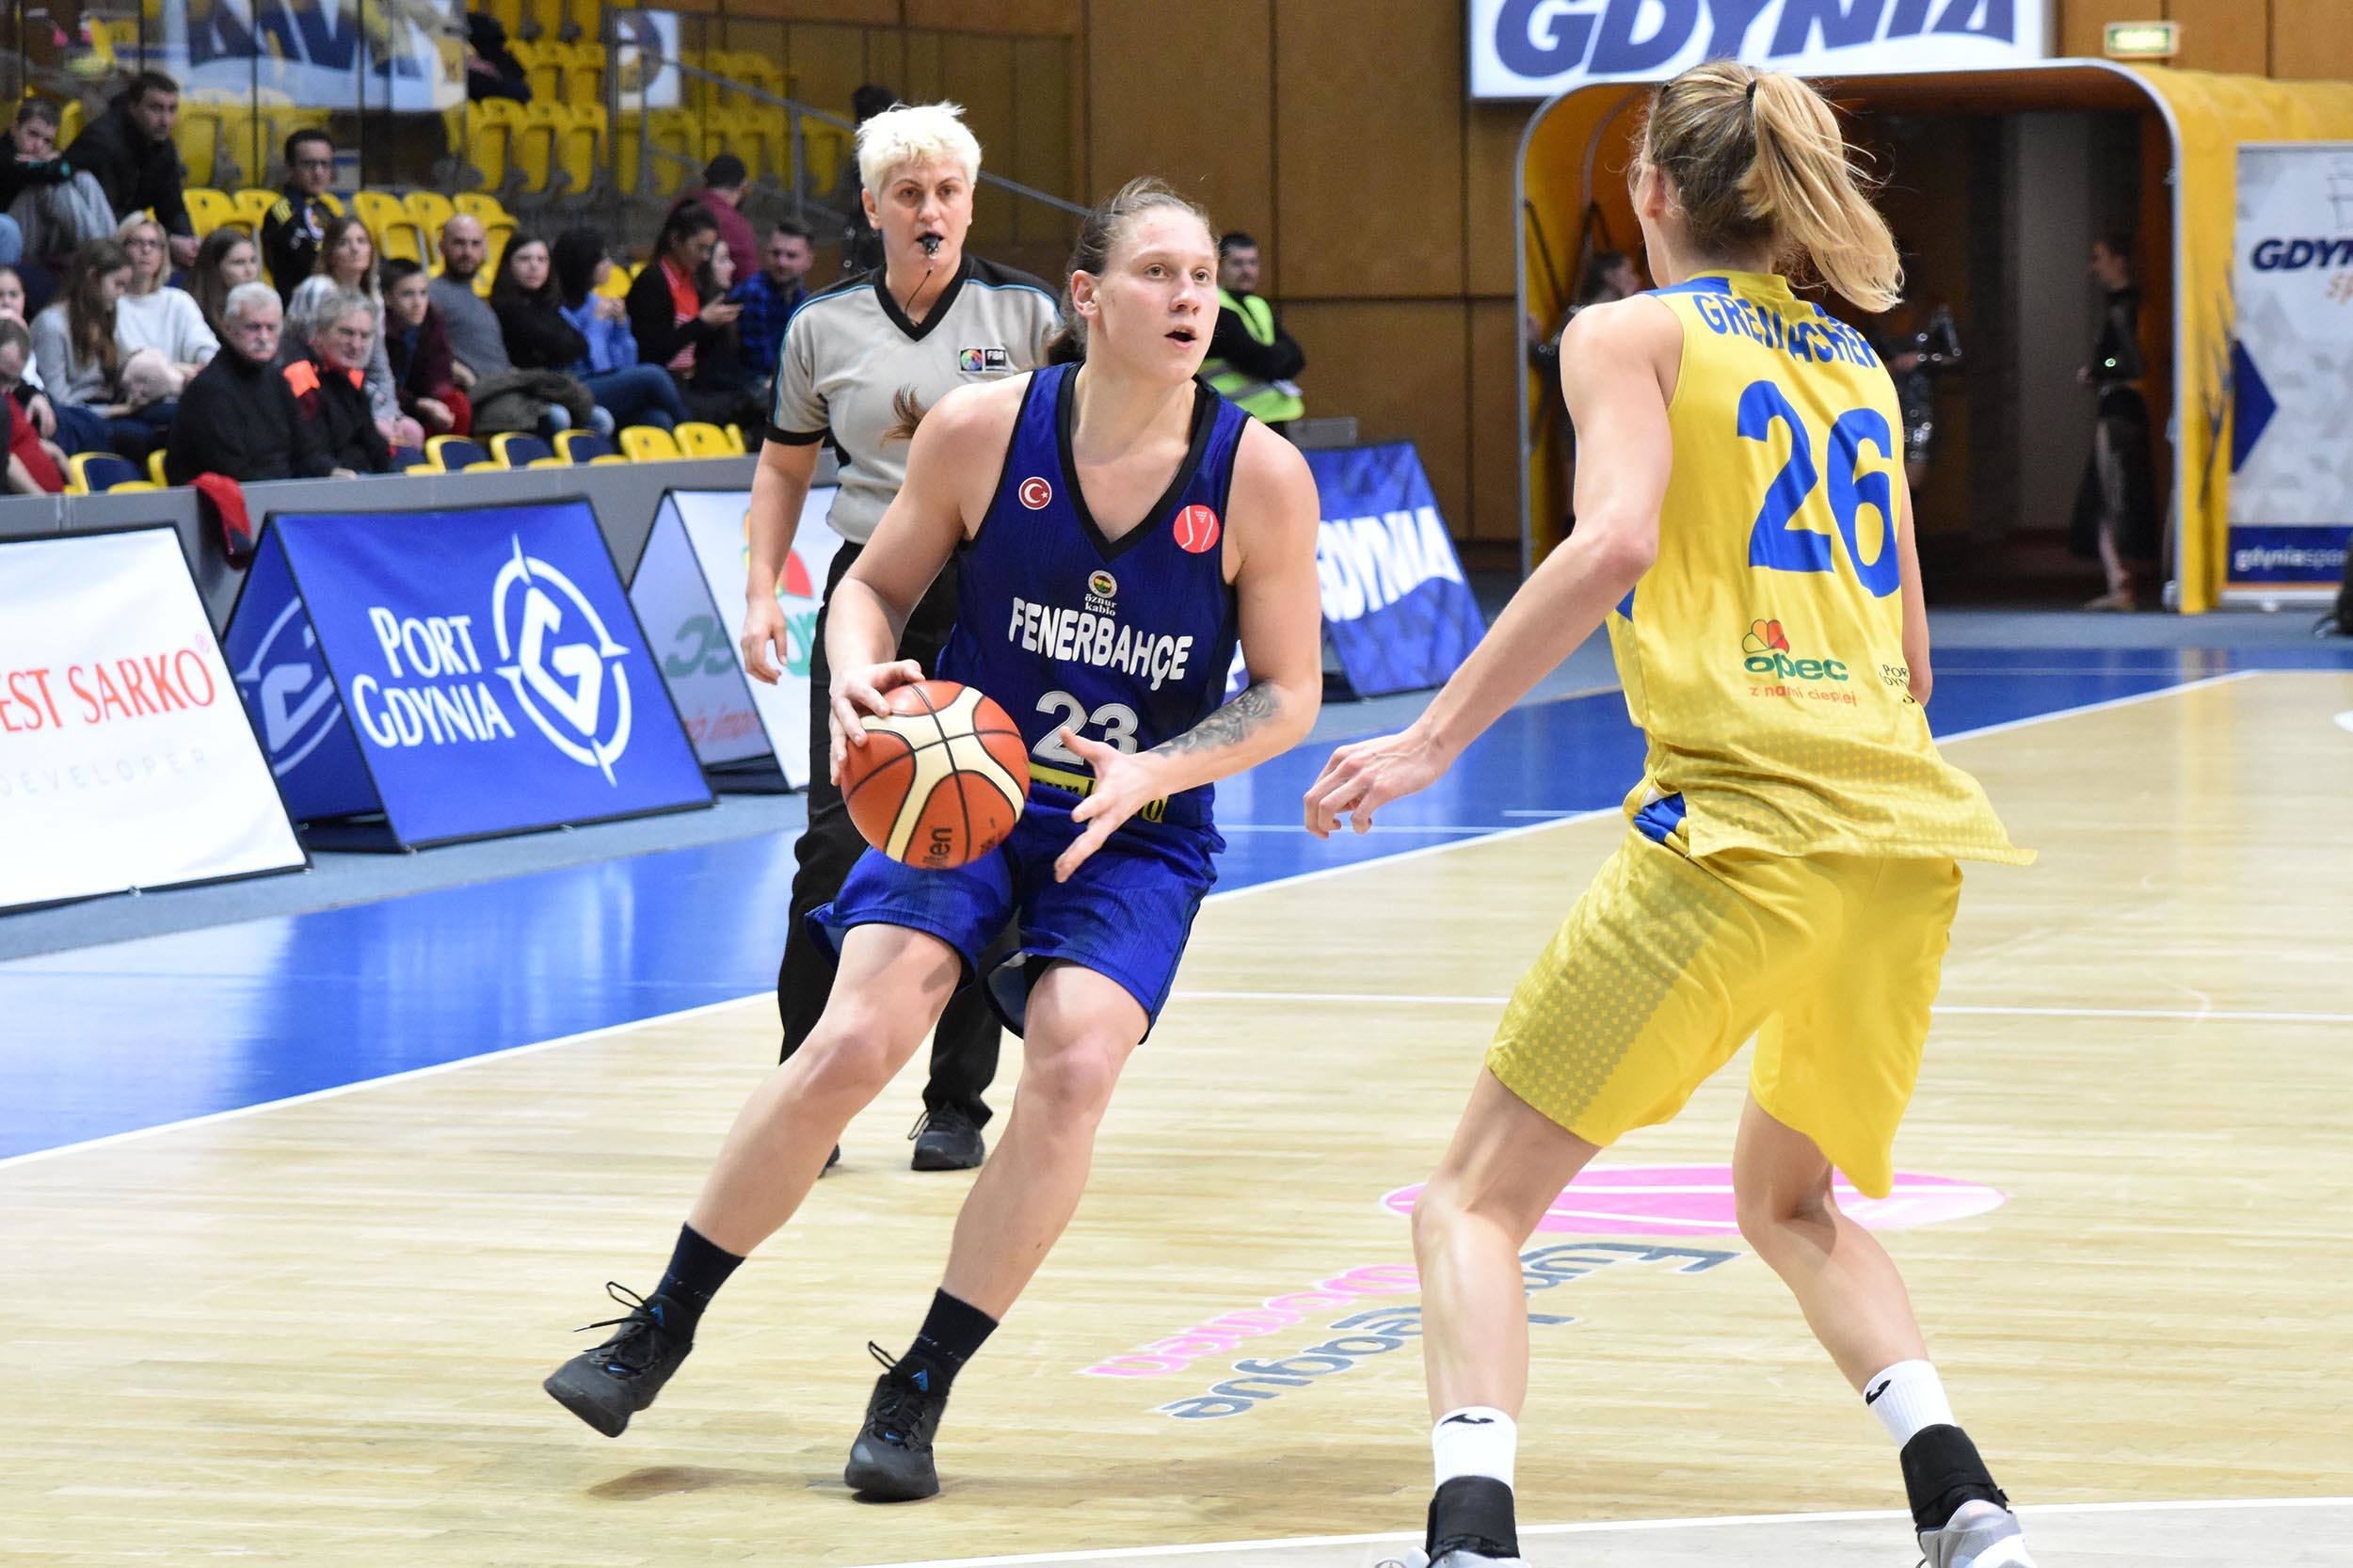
[1383,1163,2006,1238]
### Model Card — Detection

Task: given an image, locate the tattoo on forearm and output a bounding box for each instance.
[1154,682,1282,759]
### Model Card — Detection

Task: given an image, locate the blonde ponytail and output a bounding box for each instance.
[1742,72,1901,312]
[1638,61,1902,312]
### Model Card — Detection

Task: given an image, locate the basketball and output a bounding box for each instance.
[839,680,1031,869]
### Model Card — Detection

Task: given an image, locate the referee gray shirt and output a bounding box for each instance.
[767,255,1061,544]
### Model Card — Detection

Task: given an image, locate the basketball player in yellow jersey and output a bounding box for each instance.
[1306,62,2037,1568]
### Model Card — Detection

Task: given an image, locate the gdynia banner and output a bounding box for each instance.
[1,528,303,911]
[1468,0,2051,100]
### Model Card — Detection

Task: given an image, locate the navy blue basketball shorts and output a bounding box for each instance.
[809,800,1223,1037]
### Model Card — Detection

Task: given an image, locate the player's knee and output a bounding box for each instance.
[1410,1175,1466,1262]
[795,1014,911,1104]
[1023,1035,1126,1124]
[1734,1168,1834,1250]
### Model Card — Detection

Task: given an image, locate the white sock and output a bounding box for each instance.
[1432,1406,1517,1492]
[1864,1358,1957,1448]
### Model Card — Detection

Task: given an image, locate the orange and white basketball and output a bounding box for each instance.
[839,680,1031,869]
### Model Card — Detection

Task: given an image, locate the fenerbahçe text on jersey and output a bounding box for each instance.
[936,363,1247,832]
[1609,272,2029,868]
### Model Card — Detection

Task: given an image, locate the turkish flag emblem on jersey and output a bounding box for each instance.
[1174,504,1221,554]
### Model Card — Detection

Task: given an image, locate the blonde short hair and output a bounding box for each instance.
[856,100,982,198]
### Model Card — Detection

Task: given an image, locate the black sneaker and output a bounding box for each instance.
[825,1144,841,1172]
[843,1343,948,1500]
[907,1108,984,1171]
[542,1283,695,1438]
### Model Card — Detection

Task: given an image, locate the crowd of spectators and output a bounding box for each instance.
[2,75,794,497]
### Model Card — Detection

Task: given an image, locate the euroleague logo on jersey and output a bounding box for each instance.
[1174,504,1221,554]
[1019,476,1054,509]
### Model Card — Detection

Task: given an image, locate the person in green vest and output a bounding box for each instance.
[1208,231,1305,434]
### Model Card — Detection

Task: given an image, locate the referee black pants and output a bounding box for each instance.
[775,541,1005,1126]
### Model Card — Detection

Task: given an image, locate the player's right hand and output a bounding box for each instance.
[740,597,789,685]
[828,660,924,784]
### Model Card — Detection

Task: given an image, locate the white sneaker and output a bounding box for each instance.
[1918,1498,2038,1568]
[1372,1552,1528,1568]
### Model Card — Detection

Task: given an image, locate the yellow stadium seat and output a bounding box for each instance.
[552,104,603,199]
[401,192,458,264]
[479,0,525,40]
[513,41,560,104]
[801,120,852,195]
[513,103,561,197]
[184,187,240,236]
[593,259,632,299]
[617,425,682,463]
[722,424,747,455]
[231,188,280,233]
[563,42,605,110]
[453,192,514,228]
[566,0,600,46]
[520,0,563,41]
[465,99,525,196]
[148,451,168,486]
[173,108,223,190]
[66,452,143,495]
[350,190,424,265]
[208,109,270,189]
[672,423,733,458]
[651,109,696,199]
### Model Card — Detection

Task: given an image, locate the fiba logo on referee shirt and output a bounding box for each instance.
[235,600,343,776]
[957,346,1011,372]
[490,536,636,783]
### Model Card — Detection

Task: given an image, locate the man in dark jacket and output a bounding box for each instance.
[283,287,392,474]
[261,129,338,299]
[1204,231,1306,436]
[165,282,338,484]
[64,72,197,269]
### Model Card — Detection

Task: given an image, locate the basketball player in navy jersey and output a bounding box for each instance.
[543,177,1324,1502]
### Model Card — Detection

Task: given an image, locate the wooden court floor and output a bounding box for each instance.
[7,671,2350,1567]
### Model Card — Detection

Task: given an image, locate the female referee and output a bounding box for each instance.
[1306,62,2039,1568]
[545,178,1324,1504]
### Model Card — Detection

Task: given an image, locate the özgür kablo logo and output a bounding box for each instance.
[490,536,635,783]
[1741,616,1849,682]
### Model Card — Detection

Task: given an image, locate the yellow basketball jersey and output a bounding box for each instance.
[1606,271,2029,866]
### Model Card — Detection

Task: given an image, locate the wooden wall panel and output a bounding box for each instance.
[1286,301,1472,538]
[1082,1,1272,243]
[1465,298,1524,548]
[904,0,1080,35]
[2056,0,2155,57]
[899,30,943,103]
[1011,38,1078,250]
[2270,0,2353,80]
[861,28,905,96]
[1465,104,1532,300]
[723,0,896,23]
[945,35,1019,248]
[1273,0,1464,299]
[784,24,869,125]
[2165,0,2269,77]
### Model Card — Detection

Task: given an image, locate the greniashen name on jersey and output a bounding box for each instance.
[1007,598,1194,693]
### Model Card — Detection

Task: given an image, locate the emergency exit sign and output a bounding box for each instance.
[2105,21,2181,58]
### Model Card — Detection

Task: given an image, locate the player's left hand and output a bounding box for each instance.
[1053,729,1170,883]
[1304,728,1449,839]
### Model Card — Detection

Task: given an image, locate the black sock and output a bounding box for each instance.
[1899,1423,2009,1532]
[651,1223,744,1336]
[894,1288,999,1397]
[1427,1475,1519,1560]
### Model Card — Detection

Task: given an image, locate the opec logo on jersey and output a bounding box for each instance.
[1468,0,2050,99]
[1741,616,1856,704]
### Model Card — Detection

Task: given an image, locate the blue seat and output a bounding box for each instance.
[425,435,495,472]
[67,452,145,494]
[554,429,619,465]
[489,433,556,468]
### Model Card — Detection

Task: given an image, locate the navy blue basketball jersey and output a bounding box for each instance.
[937,363,1248,830]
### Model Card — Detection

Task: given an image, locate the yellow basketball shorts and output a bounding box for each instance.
[1485,826,1963,1198]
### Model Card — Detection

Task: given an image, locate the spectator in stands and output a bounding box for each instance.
[1206,231,1305,437]
[627,202,741,415]
[64,72,198,270]
[6,101,113,288]
[261,129,338,301]
[114,215,216,392]
[166,282,339,484]
[465,12,532,104]
[830,82,897,275]
[287,215,418,448]
[2073,232,2157,611]
[551,227,688,432]
[684,236,764,429]
[673,155,758,292]
[488,235,580,371]
[431,214,597,438]
[0,265,23,324]
[0,267,59,438]
[732,218,810,384]
[0,318,67,492]
[381,258,468,437]
[430,215,510,384]
[30,238,175,457]
[285,288,392,474]
[188,229,261,339]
